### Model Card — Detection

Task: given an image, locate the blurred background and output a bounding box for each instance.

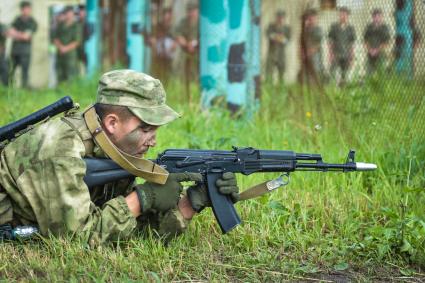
[0,1,423,104]
[0,0,425,273]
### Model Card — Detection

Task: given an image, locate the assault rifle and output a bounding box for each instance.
[84,147,377,233]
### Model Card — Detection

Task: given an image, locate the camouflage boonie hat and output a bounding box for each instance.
[96,70,180,126]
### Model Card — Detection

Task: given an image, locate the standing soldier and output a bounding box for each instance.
[266,10,291,83]
[363,9,390,75]
[175,1,199,101]
[149,7,177,83]
[328,7,356,86]
[8,1,37,88]
[0,19,9,86]
[53,6,81,83]
[77,5,88,74]
[301,9,324,86]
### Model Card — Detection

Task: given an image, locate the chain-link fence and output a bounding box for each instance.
[262,0,425,137]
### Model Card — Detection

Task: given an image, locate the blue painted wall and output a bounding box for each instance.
[395,0,414,77]
[127,0,147,71]
[86,0,101,76]
[200,0,261,112]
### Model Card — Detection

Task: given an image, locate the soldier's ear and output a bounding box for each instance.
[102,113,120,134]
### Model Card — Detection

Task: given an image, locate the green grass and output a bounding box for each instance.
[0,75,424,282]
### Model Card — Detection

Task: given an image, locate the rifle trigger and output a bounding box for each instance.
[266,173,290,191]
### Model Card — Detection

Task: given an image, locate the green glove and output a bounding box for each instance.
[187,172,240,212]
[136,172,203,214]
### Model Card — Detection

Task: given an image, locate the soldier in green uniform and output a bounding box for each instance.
[363,9,390,75]
[301,9,324,86]
[175,2,199,101]
[53,6,81,83]
[328,7,356,85]
[0,21,9,86]
[0,70,239,245]
[8,1,37,88]
[266,10,291,83]
[148,7,177,83]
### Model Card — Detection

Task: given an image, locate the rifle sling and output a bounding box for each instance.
[83,106,169,185]
[239,181,271,201]
[239,174,289,201]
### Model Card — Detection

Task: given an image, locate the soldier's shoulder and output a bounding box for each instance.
[26,117,85,159]
[11,16,22,25]
[3,116,86,168]
[365,23,374,30]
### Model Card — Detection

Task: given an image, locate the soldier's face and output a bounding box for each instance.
[373,14,382,24]
[21,6,32,17]
[189,8,199,20]
[339,11,349,23]
[277,16,285,24]
[105,114,158,157]
[65,10,75,22]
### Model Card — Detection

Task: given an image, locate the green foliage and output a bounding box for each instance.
[0,76,424,281]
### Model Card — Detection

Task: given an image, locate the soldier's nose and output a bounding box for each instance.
[147,136,156,147]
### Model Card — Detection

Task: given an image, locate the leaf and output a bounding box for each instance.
[269,200,285,211]
[333,262,349,271]
[268,201,290,216]
[400,268,414,276]
[400,239,413,253]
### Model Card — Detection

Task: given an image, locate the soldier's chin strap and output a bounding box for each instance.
[83,106,169,185]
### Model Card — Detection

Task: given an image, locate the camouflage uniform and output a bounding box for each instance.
[10,15,37,88]
[0,23,8,86]
[0,70,185,245]
[364,22,390,74]
[328,22,356,82]
[266,22,291,81]
[302,24,324,84]
[175,14,199,96]
[54,21,81,82]
[151,22,175,83]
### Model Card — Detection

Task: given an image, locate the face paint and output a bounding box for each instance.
[115,127,145,157]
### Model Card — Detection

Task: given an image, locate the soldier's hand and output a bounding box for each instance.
[136,173,203,214]
[187,172,240,213]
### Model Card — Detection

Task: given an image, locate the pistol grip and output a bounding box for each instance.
[206,173,241,233]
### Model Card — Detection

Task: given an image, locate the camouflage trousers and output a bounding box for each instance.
[0,51,8,86]
[367,53,386,75]
[56,54,79,83]
[266,56,286,82]
[330,56,351,83]
[0,184,13,226]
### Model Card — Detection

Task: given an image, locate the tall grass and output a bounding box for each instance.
[0,75,424,281]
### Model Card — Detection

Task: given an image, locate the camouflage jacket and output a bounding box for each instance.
[328,23,356,59]
[266,23,291,61]
[364,23,390,49]
[11,16,37,55]
[53,21,81,59]
[0,113,138,245]
[303,25,323,55]
[174,17,198,56]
